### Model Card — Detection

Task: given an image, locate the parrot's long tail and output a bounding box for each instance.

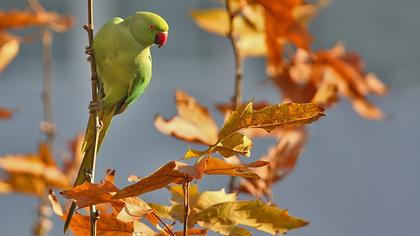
[64,108,115,232]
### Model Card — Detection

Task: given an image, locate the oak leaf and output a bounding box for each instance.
[195,200,308,235]
[185,101,324,158]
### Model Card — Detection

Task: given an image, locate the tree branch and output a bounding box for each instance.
[182,182,191,236]
[84,0,101,235]
[225,0,244,193]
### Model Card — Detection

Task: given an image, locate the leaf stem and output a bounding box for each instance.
[151,212,176,236]
[84,0,100,235]
[182,182,191,236]
[225,0,244,193]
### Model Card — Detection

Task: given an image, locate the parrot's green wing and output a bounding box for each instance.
[116,50,152,114]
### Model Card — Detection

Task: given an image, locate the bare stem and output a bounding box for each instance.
[32,194,52,236]
[182,182,191,236]
[85,0,100,235]
[225,0,244,193]
[151,212,176,236]
[33,25,55,236]
[41,29,55,148]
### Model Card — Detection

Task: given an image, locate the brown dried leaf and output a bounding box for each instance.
[155,90,218,145]
[113,161,192,199]
[48,189,64,216]
[0,32,19,72]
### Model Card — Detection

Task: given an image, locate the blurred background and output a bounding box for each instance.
[0,0,419,235]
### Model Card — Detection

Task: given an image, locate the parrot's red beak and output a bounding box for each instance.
[155,31,168,48]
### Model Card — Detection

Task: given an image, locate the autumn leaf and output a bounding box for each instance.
[174,156,267,180]
[191,6,266,57]
[0,107,14,120]
[185,101,324,158]
[195,200,308,235]
[155,90,218,145]
[0,10,73,32]
[237,128,307,199]
[114,155,268,199]
[68,213,137,236]
[0,32,19,72]
[151,185,237,228]
[113,161,192,199]
[0,143,70,196]
[60,181,118,208]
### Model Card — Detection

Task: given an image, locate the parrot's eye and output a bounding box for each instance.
[149,24,155,30]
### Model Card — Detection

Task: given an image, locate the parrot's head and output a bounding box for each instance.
[129,12,169,48]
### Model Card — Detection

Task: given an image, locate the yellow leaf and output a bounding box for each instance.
[0,32,19,72]
[219,101,325,140]
[195,200,308,235]
[191,8,266,57]
[155,90,218,145]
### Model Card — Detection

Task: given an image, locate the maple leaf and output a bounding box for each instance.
[195,200,308,235]
[155,90,218,145]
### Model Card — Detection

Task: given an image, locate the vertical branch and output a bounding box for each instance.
[41,29,55,148]
[84,0,100,235]
[225,0,243,109]
[182,182,191,236]
[33,27,55,236]
[225,0,244,193]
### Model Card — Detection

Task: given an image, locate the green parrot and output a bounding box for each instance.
[64,11,169,231]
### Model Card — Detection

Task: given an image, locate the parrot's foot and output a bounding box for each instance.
[85,46,94,61]
[85,46,94,56]
[88,100,103,114]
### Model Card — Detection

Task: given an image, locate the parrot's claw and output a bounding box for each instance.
[88,100,103,114]
[85,46,94,56]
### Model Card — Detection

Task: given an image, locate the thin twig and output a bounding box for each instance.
[182,182,191,236]
[32,25,55,236]
[84,0,101,235]
[151,212,176,236]
[225,0,244,193]
[41,29,55,148]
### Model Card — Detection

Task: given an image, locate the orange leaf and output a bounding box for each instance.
[60,180,118,208]
[0,143,69,195]
[68,213,135,236]
[0,10,73,32]
[113,161,192,199]
[155,90,218,145]
[0,107,14,120]
[185,157,268,179]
